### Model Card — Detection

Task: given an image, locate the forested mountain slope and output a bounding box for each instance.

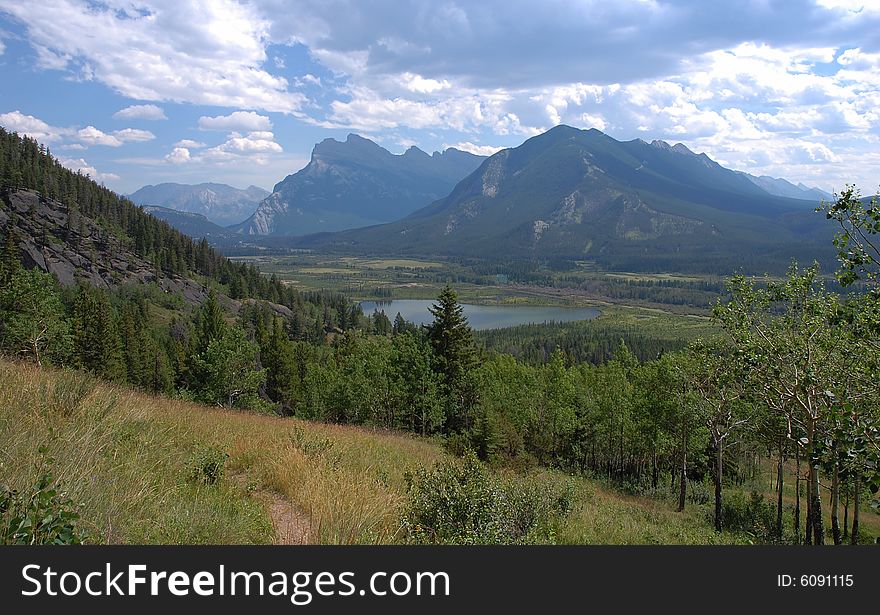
[298,125,835,274]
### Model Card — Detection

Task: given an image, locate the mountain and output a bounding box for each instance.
[296,125,835,274]
[2,188,209,302]
[142,205,232,239]
[0,127,321,314]
[232,134,485,236]
[129,183,269,226]
[740,173,832,201]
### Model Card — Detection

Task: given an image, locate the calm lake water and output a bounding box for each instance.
[359,299,600,331]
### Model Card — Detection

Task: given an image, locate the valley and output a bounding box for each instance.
[1,120,877,549]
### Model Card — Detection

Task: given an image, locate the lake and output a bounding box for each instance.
[359,299,600,330]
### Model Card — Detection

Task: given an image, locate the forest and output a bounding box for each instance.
[1,128,879,545]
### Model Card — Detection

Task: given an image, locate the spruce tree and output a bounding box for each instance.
[427,285,478,432]
[196,290,226,353]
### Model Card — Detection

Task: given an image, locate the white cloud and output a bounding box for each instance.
[401,73,450,94]
[174,139,206,148]
[58,157,119,183]
[113,128,156,142]
[0,110,66,143]
[444,141,503,156]
[164,130,283,166]
[76,125,123,147]
[198,111,272,132]
[0,0,306,113]
[0,37,5,55]
[113,104,167,121]
[205,131,283,156]
[165,147,192,164]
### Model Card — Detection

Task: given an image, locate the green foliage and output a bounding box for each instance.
[719,492,778,544]
[821,185,880,291]
[72,284,125,381]
[0,266,71,366]
[0,455,85,544]
[193,326,265,409]
[427,285,478,432]
[187,446,229,486]
[402,454,572,544]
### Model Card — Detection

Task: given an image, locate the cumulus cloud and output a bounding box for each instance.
[198,111,272,132]
[76,125,123,147]
[0,0,306,113]
[0,110,66,142]
[174,139,206,148]
[113,104,167,121]
[165,147,191,164]
[164,130,283,166]
[203,131,283,159]
[261,0,880,89]
[113,128,156,142]
[58,156,120,183]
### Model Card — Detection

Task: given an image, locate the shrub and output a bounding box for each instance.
[719,491,777,543]
[0,458,85,544]
[401,453,571,544]
[187,446,228,486]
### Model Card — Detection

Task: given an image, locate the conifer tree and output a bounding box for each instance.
[427,285,478,432]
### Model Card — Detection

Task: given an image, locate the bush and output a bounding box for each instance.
[0,458,85,544]
[401,453,571,544]
[720,491,777,543]
[187,446,228,486]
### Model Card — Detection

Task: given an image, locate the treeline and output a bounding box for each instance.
[0,230,369,401]
[475,318,706,365]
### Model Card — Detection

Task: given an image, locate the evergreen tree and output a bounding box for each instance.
[72,285,125,381]
[427,285,478,432]
[196,290,226,353]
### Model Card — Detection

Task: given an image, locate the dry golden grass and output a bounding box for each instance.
[0,359,444,544]
[1,359,786,545]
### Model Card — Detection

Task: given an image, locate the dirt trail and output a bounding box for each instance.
[229,472,312,544]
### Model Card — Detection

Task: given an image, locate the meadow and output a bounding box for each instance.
[0,358,795,546]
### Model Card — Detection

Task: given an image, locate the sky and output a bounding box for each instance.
[0,0,879,195]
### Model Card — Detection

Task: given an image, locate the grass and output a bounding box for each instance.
[0,359,443,544]
[1,359,826,546]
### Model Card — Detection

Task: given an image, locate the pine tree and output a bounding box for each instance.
[427,285,478,432]
[196,290,226,353]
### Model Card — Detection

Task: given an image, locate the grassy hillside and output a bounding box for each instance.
[0,359,443,544]
[0,359,760,545]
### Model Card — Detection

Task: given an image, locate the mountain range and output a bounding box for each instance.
[230,134,485,236]
[141,205,232,239]
[129,182,269,226]
[739,173,832,201]
[291,125,835,273]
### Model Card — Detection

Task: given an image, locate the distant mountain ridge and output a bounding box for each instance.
[739,173,832,201]
[129,182,269,226]
[293,125,834,274]
[141,205,232,239]
[232,134,485,236]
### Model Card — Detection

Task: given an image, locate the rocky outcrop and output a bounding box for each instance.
[1,188,210,303]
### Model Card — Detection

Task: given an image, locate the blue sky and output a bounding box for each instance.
[1,0,879,195]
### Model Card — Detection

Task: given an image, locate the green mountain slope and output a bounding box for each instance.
[297,125,834,273]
